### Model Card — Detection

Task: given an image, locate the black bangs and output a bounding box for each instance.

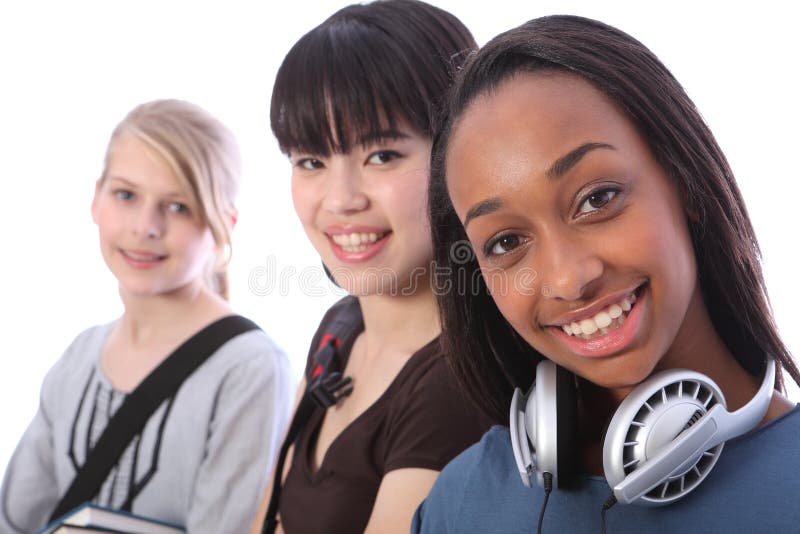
[270,0,476,156]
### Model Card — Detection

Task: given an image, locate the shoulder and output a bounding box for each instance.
[303,296,363,372]
[33,322,114,422]
[444,425,519,480]
[386,341,461,412]
[393,340,478,410]
[196,318,292,388]
[723,402,800,465]
[414,426,517,531]
[433,425,525,503]
[312,296,360,332]
[60,322,114,364]
[400,340,454,389]
[322,295,361,320]
[387,337,493,433]
[312,296,362,342]
[380,339,493,471]
[218,322,286,361]
[42,322,113,390]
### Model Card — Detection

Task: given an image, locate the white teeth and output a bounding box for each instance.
[594,311,612,328]
[559,292,638,338]
[332,232,383,247]
[579,319,598,335]
[126,251,160,261]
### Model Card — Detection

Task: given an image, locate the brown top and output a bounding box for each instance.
[278,297,491,534]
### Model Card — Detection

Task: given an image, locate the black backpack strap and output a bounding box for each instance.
[262,299,361,534]
[50,315,260,521]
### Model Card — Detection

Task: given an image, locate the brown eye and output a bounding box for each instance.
[577,187,619,215]
[367,150,401,165]
[487,234,522,256]
[299,158,324,170]
[589,192,610,208]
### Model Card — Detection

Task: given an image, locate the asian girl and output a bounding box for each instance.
[251,1,491,533]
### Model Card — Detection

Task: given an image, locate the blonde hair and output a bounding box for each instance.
[102,99,241,299]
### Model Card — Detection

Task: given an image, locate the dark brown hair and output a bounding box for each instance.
[430,15,799,424]
[270,0,476,155]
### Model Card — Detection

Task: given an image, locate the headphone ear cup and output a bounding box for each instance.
[555,365,578,488]
[525,361,578,488]
[602,369,726,506]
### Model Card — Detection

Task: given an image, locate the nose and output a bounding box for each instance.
[321,160,369,215]
[538,232,603,301]
[132,203,165,239]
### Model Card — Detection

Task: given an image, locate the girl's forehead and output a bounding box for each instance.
[448,72,635,166]
[106,134,192,198]
[292,113,421,156]
[444,71,662,215]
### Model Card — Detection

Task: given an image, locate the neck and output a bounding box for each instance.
[357,288,440,358]
[654,288,761,411]
[117,282,230,346]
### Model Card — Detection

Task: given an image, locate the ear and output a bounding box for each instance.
[91,179,103,224]
[229,209,238,229]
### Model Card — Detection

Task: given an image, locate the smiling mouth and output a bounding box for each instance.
[557,287,642,341]
[329,231,390,253]
[121,250,167,262]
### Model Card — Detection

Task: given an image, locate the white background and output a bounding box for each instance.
[0,1,797,480]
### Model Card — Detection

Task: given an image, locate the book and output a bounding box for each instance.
[37,502,185,534]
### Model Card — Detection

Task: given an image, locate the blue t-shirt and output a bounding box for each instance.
[414,405,800,533]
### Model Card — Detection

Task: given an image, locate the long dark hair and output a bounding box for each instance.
[270,0,476,155]
[430,15,799,424]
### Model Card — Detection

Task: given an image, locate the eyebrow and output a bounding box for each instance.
[546,142,615,179]
[105,175,138,188]
[105,176,185,198]
[462,142,615,228]
[357,128,411,147]
[464,197,503,228]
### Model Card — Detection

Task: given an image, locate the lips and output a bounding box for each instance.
[550,284,646,358]
[325,226,392,263]
[120,248,167,268]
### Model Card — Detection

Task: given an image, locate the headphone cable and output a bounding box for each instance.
[537,472,553,534]
[599,493,617,534]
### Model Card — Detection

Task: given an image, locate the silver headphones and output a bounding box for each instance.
[510,358,775,506]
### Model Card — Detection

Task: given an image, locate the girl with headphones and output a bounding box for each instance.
[250,2,490,533]
[414,15,800,533]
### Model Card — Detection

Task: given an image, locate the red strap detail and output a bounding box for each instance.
[318,333,334,350]
[311,364,324,379]
[310,333,342,379]
[317,333,341,350]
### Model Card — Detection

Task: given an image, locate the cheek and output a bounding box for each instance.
[94,207,116,240]
[290,180,317,226]
[388,171,430,225]
[182,227,216,258]
[480,262,539,334]
[625,201,696,283]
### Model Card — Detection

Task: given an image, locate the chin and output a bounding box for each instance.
[576,355,658,394]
